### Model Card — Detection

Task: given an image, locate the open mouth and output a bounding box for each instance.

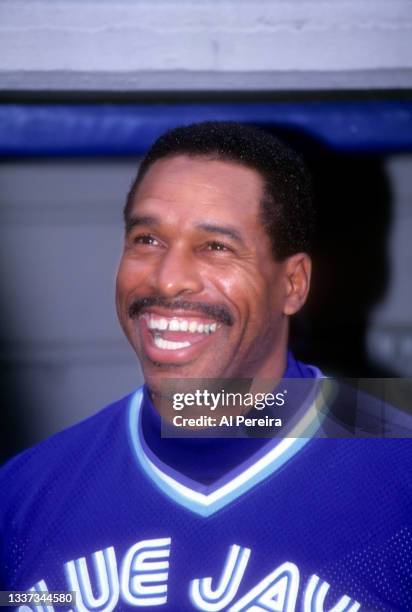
[138,312,221,363]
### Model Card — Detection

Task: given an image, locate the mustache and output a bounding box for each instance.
[128,296,234,326]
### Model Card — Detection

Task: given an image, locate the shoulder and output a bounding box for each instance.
[0,390,138,523]
[326,379,412,438]
[316,380,412,491]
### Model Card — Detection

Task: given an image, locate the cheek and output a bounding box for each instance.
[116,258,148,298]
[223,268,286,328]
[211,269,271,323]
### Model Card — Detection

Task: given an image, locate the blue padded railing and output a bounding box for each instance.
[0,101,412,156]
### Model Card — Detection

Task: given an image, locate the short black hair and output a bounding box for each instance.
[124,121,314,260]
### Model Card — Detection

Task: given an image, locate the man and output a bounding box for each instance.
[0,122,411,611]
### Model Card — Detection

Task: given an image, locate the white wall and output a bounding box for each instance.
[0,0,412,91]
[368,156,412,374]
[0,159,142,445]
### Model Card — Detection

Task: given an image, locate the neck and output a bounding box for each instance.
[148,344,289,422]
[235,323,289,381]
[140,350,316,485]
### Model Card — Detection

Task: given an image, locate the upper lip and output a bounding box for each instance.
[128,296,234,326]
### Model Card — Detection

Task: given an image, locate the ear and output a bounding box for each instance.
[283,253,312,316]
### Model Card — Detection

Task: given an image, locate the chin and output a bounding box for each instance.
[142,358,196,385]
[142,357,223,389]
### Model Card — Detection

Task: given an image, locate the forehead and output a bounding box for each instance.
[130,155,265,227]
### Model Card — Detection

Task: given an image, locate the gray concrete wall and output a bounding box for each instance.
[368,155,412,374]
[0,160,142,452]
[1,0,412,91]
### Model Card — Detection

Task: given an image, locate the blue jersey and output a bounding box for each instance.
[1,362,412,611]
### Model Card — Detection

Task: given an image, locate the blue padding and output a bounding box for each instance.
[0,101,412,156]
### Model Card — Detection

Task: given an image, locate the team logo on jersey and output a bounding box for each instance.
[21,538,361,611]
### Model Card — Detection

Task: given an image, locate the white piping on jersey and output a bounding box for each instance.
[128,372,332,517]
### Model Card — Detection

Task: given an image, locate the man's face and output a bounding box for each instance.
[116,155,302,392]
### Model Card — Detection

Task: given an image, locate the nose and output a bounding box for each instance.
[150,246,204,298]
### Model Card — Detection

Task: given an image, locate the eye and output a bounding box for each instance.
[205,241,232,253]
[132,234,159,246]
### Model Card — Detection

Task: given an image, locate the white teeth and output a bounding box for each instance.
[146,315,219,334]
[153,337,191,350]
[189,321,198,333]
[147,318,164,331]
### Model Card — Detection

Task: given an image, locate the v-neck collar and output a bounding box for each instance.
[127,371,329,517]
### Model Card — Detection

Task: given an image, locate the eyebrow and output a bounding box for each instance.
[125,215,245,246]
[125,215,158,234]
[196,223,245,245]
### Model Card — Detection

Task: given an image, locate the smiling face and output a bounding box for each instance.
[116,155,311,393]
